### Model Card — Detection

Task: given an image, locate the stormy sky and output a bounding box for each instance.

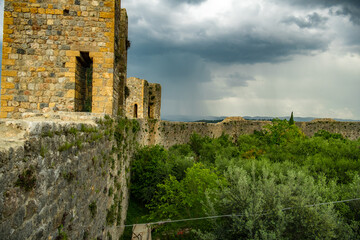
[123,0,360,119]
[0,1,359,119]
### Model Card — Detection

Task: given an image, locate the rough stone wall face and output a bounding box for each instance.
[1,0,125,118]
[143,81,149,118]
[148,83,161,119]
[0,115,138,239]
[125,77,161,119]
[135,119,360,149]
[125,77,146,119]
[114,8,128,116]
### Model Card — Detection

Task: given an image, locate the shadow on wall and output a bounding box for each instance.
[0,0,3,84]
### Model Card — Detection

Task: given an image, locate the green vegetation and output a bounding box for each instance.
[15,167,36,192]
[89,201,97,218]
[106,204,117,225]
[40,145,48,157]
[127,119,360,239]
[58,142,73,152]
[289,111,294,125]
[62,171,75,183]
[57,224,68,240]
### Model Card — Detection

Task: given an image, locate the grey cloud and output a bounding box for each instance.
[167,0,207,6]
[282,13,328,28]
[127,52,211,101]
[274,0,360,8]
[130,30,329,65]
[126,0,333,65]
[334,7,360,25]
[223,73,255,87]
[275,0,360,25]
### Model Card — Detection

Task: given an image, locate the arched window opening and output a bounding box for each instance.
[134,104,138,118]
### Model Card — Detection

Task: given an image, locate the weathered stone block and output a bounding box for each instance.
[65,90,75,98]
[1,95,14,100]
[100,12,114,18]
[2,59,16,65]
[2,82,15,89]
[2,70,17,77]
[65,82,75,89]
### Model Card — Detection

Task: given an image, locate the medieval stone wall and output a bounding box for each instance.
[135,119,360,149]
[1,0,125,118]
[148,83,161,119]
[115,8,128,116]
[125,77,147,119]
[125,77,161,120]
[0,114,138,240]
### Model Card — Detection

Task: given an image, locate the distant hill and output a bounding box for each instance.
[162,115,359,123]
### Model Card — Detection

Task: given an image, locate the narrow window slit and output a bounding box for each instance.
[134,104,138,118]
[75,52,93,112]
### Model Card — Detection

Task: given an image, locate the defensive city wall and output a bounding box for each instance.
[0,113,140,239]
[137,118,360,149]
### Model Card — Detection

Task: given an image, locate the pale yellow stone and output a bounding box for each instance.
[66,51,80,57]
[0,112,8,118]
[1,100,8,107]
[99,12,114,18]
[4,18,14,25]
[2,59,15,66]
[1,106,14,112]
[1,71,17,77]
[65,90,75,98]
[1,95,13,100]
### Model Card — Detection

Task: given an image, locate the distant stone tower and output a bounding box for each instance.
[125,77,161,119]
[1,0,129,118]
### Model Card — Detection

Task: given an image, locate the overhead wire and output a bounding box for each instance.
[124,197,360,228]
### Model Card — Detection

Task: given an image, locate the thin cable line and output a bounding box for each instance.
[123,197,360,228]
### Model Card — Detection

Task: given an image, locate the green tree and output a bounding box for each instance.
[201,164,353,239]
[289,111,294,125]
[263,119,305,145]
[147,163,225,235]
[131,145,170,203]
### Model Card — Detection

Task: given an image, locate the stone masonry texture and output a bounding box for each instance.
[1,0,127,118]
[135,118,360,149]
[0,113,139,239]
[125,77,161,120]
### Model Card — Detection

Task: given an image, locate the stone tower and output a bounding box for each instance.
[1,0,128,118]
[125,77,161,119]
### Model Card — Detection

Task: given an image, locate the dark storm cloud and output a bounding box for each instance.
[127,52,211,101]
[130,29,329,65]
[126,0,333,67]
[333,7,360,25]
[167,0,206,5]
[275,0,360,8]
[275,0,360,24]
[282,12,328,29]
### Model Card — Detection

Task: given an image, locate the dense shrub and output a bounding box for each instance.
[131,145,169,203]
[128,123,360,239]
